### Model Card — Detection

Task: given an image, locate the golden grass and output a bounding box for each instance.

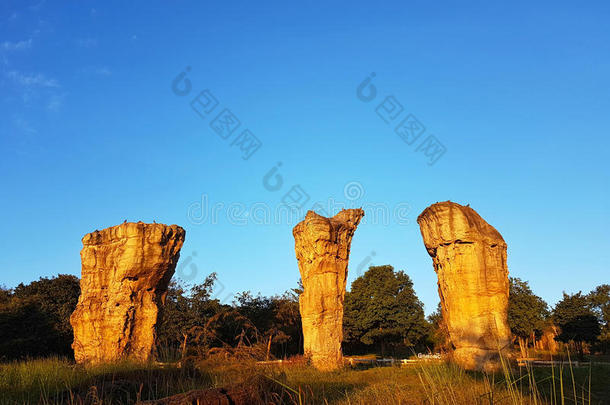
[0,356,608,404]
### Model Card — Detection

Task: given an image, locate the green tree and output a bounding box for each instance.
[343,265,427,356]
[0,286,10,305]
[508,277,549,357]
[270,290,302,357]
[553,292,601,360]
[234,291,274,336]
[0,301,63,360]
[157,273,225,359]
[157,275,301,361]
[234,289,302,359]
[0,275,80,360]
[588,284,610,354]
[12,274,80,338]
[427,303,451,352]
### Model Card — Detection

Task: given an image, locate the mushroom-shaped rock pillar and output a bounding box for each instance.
[70,222,185,364]
[293,209,364,371]
[417,202,511,371]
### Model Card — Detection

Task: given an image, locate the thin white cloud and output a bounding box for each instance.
[6,70,60,88]
[46,94,64,112]
[13,116,38,134]
[81,66,112,77]
[95,67,111,76]
[29,0,45,12]
[76,38,97,48]
[1,39,33,51]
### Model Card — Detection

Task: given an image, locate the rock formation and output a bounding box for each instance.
[293,209,364,371]
[535,325,560,353]
[70,222,185,364]
[417,202,511,370]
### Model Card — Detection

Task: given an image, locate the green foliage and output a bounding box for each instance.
[12,274,80,337]
[2,356,609,405]
[508,277,549,339]
[553,292,601,343]
[426,303,451,351]
[234,290,302,358]
[0,357,213,404]
[234,291,275,336]
[156,276,302,360]
[157,273,226,356]
[0,286,10,305]
[588,284,610,353]
[0,301,64,360]
[0,275,80,360]
[553,291,601,359]
[343,265,428,355]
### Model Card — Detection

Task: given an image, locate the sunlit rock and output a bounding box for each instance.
[417,202,511,371]
[70,222,185,364]
[293,209,364,371]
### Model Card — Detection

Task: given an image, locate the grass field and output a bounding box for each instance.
[0,356,608,404]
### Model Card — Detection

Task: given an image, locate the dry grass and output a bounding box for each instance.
[0,356,608,405]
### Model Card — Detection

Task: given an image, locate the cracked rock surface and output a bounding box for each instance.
[293,209,364,371]
[417,201,511,371]
[70,222,185,364]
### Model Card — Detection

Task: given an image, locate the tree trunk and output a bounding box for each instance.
[576,341,584,361]
[266,334,273,361]
[518,336,527,358]
[181,333,188,359]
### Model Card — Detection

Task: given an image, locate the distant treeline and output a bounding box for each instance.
[0,267,608,362]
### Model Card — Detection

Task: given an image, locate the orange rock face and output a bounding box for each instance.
[417,202,511,370]
[293,209,364,371]
[70,222,185,364]
[536,325,560,353]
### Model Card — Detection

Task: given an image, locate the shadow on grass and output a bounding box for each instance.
[0,361,213,405]
[68,366,213,404]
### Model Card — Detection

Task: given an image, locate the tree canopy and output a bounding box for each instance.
[587,284,610,353]
[1,271,607,362]
[157,275,302,360]
[426,303,451,352]
[508,277,549,356]
[343,265,428,356]
[0,275,80,360]
[553,291,601,359]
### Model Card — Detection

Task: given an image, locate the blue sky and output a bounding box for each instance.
[1,1,608,314]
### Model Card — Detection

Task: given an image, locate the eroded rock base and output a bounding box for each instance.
[293,209,364,371]
[70,222,185,364]
[417,202,512,371]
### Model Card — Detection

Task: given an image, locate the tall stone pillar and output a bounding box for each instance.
[293,209,364,371]
[417,202,511,370]
[70,222,185,364]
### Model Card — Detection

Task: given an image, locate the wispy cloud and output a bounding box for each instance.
[13,116,38,135]
[1,39,33,51]
[6,70,59,88]
[95,66,111,76]
[29,0,46,12]
[76,38,97,48]
[81,66,112,77]
[47,94,65,111]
